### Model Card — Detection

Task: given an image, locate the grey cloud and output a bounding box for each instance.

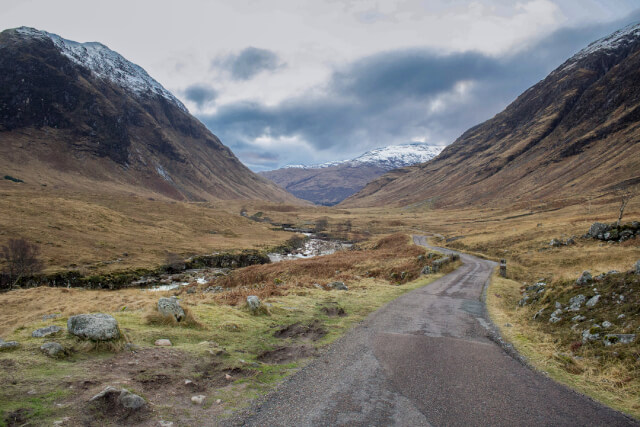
[220,47,283,80]
[183,83,218,107]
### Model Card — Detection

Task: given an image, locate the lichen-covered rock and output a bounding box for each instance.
[575,271,592,286]
[603,334,636,346]
[67,313,120,341]
[32,325,62,338]
[568,294,586,311]
[157,297,185,322]
[247,295,261,312]
[585,294,600,308]
[549,309,563,323]
[582,325,601,342]
[0,339,19,351]
[587,222,610,238]
[327,281,348,291]
[40,342,65,358]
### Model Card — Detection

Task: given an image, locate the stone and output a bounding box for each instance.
[582,326,601,343]
[225,373,233,381]
[565,237,576,245]
[158,297,185,322]
[585,295,600,308]
[554,301,562,310]
[549,309,563,323]
[0,339,19,351]
[90,386,121,402]
[568,294,586,311]
[158,422,174,427]
[550,238,563,247]
[618,314,626,319]
[204,286,224,293]
[575,271,592,286]
[532,308,545,320]
[421,265,433,275]
[32,325,63,338]
[247,295,261,312]
[186,287,196,294]
[191,395,206,405]
[313,283,323,289]
[587,222,610,239]
[602,320,612,328]
[603,334,636,346]
[118,390,146,409]
[571,315,586,323]
[635,260,640,274]
[67,313,120,341]
[42,313,61,321]
[40,342,65,358]
[155,339,172,347]
[327,281,348,291]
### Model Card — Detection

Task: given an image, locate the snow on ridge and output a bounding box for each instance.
[14,27,188,112]
[282,143,444,171]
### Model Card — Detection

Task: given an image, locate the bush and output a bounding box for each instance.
[3,175,23,183]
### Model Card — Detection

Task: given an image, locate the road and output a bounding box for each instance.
[225,235,637,426]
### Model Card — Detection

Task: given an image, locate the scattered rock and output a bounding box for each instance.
[225,374,233,381]
[571,315,586,323]
[568,294,586,311]
[326,281,348,291]
[575,271,592,286]
[247,295,261,312]
[635,260,640,275]
[550,238,563,247]
[603,334,636,346]
[67,313,120,341]
[204,286,224,293]
[585,295,600,308]
[40,342,65,358]
[158,421,174,427]
[549,309,563,323]
[554,301,562,310]
[532,308,545,320]
[90,386,145,410]
[157,297,185,322]
[582,325,601,342]
[421,265,433,275]
[0,339,20,351]
[602,320,612,328]
[42,313,61,321]
[32,325,63,338]
[216,399,222,404]
[155,339,172,347]
[313,283,323,289]
[191,395,206,405]
[618,314,626,319]
[587,222,610,239]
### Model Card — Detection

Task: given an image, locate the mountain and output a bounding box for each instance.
[260,143,443,205]
[0,27,297,202]
[342,23,640,209]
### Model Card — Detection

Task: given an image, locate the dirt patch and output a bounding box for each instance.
[274,320,327,341]
[4,408,32,427]
[257,345,317,364]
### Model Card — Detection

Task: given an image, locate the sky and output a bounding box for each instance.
[2,0,640,170]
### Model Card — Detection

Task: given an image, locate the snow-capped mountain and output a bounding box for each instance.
[260,143,444,205]
[14,27,187,112]
[283,143,444,171]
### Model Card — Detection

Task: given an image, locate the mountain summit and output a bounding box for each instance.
[0,27,295,202]
[342,23,640,208]
[260,143,443,205]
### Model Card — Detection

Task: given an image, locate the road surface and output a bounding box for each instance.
[225,235,636,426]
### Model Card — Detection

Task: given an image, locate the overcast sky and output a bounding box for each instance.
[2,1,640,170]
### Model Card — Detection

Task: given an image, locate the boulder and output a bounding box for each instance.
[32,325,63,338]
[603,334,636,346]
[568,294,586,311]
[582,325,601,342]
[67,313,120,341]
[90,386,145,410]
[587,222,610,239]
[0,339,19,351]
[326,281,348,291]
[40,342,65,358]
[585,294,600,308]
[575,271,592,286]
[157,297,185,322]
[247,295,261,312]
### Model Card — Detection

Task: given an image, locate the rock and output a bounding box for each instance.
[327,281,348,291]
[155,339,172,347]
[602,320,612,328]
[216,399,222,404]
[532,308,545,320]
[554,301,562,310]
[204,286,224,293]
[186,287,196,294]
[191,395,206,405]
[158,297,185,322]
[313,283,323,289]
[575,271,592,286]
[603,334,636,346]
[565,237,575,245]
[550,238,563,247]
[421,265,433,275]
[549,309,563,323]
[635,260,640,274]
[119,390,146,409]
[618,314,626,319]
[32,325,63,338]
[90,386,121,402]
[158,422,174,427]
[582,326,601,342]
[0,339,19,351]
[52,417,71,426]
[67,313,120,341]
[568,294,586,311]
[525,282,546,293]
[225,374,233,381]
[42,313,61,321]
[40,342,65,358]
[247,295,261,312]
[585,295,600,308]
[571,315,586,322]
[587,222,610,239]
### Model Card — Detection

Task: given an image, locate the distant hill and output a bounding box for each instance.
[260,144,443,205]
[0,27,297,203]
[342,23,640,208]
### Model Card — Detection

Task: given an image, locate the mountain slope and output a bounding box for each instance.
[0,27,297,203]
[342,23,640,209]
[260,144,443,205]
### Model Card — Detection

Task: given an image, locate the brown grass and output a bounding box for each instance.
[144,305,204,328]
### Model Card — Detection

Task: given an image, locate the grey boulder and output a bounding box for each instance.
[587,222,610,238]
[67,313,120,341]
[575,271,592,286]
[158,297,185,322]
[32,325,63,338]
[327,281,348,291]
[568,294,586,311]
[247,295,261,312]
[603,334,636,346]
[40,342,65,358]
[90,386,145,410]
[585,295,600,308]
[0,339,19,351]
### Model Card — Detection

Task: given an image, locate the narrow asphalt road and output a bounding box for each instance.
[225,236,637,426]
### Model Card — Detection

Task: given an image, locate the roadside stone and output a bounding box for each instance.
[247,295,261,312]
[191,395,206,405]
[327,281,348,291]
[67,313,120,341]
[575,271,592,286]
[155,339,172,347]
[585,295,600,308]
[603,334,636,346]
[40,342,65,358]
[158,297,185,322]
[32,325,63,338]
[568,295,586,311]
[0,339,20,351]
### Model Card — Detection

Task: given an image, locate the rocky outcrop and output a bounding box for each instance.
[584,221,640,243]
[67,313,120,341]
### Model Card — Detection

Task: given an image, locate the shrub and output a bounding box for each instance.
[3,175,23,183]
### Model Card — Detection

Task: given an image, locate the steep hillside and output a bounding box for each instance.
[260,144,442,205]
[0,27,297,203]
[342,23,640,208]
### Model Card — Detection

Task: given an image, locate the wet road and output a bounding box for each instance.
[225,236,637,426]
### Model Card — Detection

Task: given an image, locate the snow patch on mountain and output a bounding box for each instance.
[283,143,444,171]
[14,27,187,112]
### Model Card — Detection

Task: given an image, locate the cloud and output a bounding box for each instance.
[183,83,218,107]
[200,12,640,170]
[219,47,284,80]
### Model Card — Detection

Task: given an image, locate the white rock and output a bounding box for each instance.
[191,395,206,405]
[155,339,172,347]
